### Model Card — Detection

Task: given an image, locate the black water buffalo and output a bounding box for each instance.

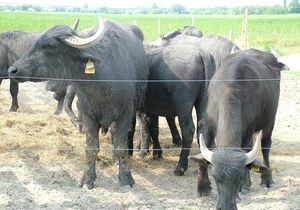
[0,31,39,111]
[152,34,239,68]
[138,41,215,175]
[138,33,239,158]
[9,18,149,188]
[0,19,79,113]
[132,27,204,155]
[190,49,288,210]
[151,25,202,47]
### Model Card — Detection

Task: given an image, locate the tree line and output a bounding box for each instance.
[0,2,300,14]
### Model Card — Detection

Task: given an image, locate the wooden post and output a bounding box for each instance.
[241,9,248,49]
[157,19,161,38]
[244,9,248,49]
[192,15,195,26]
[228,29,232,41]
[241,19,245,48]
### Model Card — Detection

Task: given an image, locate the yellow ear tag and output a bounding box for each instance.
[250,166,260,173]
[85,60,96,74]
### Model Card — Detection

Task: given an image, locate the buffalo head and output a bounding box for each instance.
[8,17,104,82]
[190,133,270,210]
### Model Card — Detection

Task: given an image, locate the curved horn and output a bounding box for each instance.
[199,133,213,163]
[72,18,80,31]
[230,45,236,54]
[245,132,261,165]
[64,17,105,49]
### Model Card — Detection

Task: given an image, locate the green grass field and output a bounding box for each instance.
[0,12,299,55]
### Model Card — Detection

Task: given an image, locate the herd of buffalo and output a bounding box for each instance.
[0,17,289,210]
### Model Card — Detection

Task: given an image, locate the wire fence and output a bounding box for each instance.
[1,76,299,82]
[0,71,298,153]
[0,147,276,152]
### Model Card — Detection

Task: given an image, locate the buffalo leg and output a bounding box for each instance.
[110,114,135,187]
[166,117,182,147]
[64,85,83,131]
[136,112,150,157]
[174,114,195,176]
[197,129,214,196]
[9,79,19,112]
[149,114,163,160]
[240,135,253,192]
[197,160,211,196]
[261,128,274,187]
[127,116,136,157]
[79,116,100,189]
[54,95,65,115]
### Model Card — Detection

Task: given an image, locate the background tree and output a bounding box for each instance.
[289,0,300,13]
[169,4,186,14]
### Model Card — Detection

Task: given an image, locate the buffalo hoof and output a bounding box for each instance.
[240,187,250,195]
[197,182,212,197]
[261,173,274,188]
[153,150,163,160]
[153,153,163,161]
[9,105,19,112]
[118,171,135,187]
[172,137,182,147]
[53,110,62,115]
[79,171,96,189]
[173,166,186,176]
[137,149,149,159]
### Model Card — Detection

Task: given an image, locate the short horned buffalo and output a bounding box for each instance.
[138,41,215,175]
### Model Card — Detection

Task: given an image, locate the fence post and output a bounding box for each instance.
[192,15,195,26]
[228,29,232,41]
[157,19,161,38]
[241,9,248,49]
[133,20,137,25]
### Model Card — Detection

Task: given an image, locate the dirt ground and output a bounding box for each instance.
[0,66,299,209]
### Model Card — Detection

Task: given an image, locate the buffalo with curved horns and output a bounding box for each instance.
[189,48,288,210]
[9,18,149,188]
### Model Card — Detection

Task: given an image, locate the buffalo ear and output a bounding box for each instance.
[273,58,289,71]
[189,153,210,165]
[246,159,271,174]
[79,51,101,63]
[278,62,289,71]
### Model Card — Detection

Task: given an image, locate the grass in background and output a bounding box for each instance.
[0,12,299,55]
[286,71,300,78]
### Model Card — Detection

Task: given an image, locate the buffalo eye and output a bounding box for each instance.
[41,43,56,49]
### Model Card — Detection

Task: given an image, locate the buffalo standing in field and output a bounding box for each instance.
[9,18,149,188]
[190,49,288,210]
[152,33,239,68]
[136,41,215,175]
[133,26,204,156]
[0,20,80,121]
[138,31,239,160]
[0,31,39,111]
[151,26,203,47]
